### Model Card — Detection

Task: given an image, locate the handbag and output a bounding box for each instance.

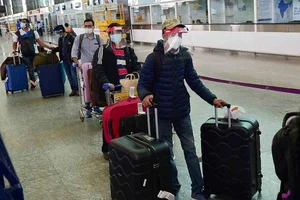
[120,72,139,93]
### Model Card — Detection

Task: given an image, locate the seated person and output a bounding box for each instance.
[92,23,141,159]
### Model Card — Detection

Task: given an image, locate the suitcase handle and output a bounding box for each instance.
[146,103,159,139]
[215,103,232,128]
[12,52,21,65]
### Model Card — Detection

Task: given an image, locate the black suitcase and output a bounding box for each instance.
[200,104,262,200]
[109,107,173,200]
[119,114,148,137]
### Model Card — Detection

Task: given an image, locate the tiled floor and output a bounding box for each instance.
[0,34,299,200]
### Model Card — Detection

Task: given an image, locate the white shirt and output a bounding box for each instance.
[12,29,40,43]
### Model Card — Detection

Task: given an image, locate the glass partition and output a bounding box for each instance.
[177,0,207,24]
[76,13,85,27]
[211,0,254,23]
[132,6,151,24]
[151,3,176,25]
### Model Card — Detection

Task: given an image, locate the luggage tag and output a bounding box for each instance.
[157,190,175,200]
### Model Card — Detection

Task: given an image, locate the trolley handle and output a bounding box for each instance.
[105,84,121,92]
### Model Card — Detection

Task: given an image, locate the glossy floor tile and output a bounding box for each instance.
[0,34,299,200]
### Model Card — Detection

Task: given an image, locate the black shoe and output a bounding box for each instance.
[75,90,79,96]
[69,90,76,97]
[30,84,36,91]
[103,152,109,160]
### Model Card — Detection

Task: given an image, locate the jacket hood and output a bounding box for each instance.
[153,39,189,53]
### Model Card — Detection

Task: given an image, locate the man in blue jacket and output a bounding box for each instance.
[137,18,226,200]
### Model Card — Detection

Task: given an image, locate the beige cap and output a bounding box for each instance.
[161,18,185,31]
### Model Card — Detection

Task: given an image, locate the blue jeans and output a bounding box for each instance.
[62,61,78,91]
[158,115,203,197]
[22,56,36,82]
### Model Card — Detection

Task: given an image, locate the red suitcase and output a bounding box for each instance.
[102,97,141,143]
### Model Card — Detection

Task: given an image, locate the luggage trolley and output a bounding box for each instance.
[76,65,121,123]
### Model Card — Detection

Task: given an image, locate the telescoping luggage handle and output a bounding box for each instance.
[12,52,21,66]
[215,103,232,128]
[146,103,159,140]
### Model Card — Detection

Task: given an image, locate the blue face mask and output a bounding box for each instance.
[110,34,122,44]
[56,34,62,38]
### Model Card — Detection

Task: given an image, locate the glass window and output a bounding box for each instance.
[151,3,175,24]
[177,0,207,24]
[210,0,254,23]
[258,0,292,23]
[76,13,85,27]
[132,6,151,24]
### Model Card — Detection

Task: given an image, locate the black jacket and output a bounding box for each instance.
[53,33,75,62]
[92,43,141,101]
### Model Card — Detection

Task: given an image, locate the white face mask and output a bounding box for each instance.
[20,22,27,29]
[165,35,182,53]
[110,34,122,44]
[85,28,93,35]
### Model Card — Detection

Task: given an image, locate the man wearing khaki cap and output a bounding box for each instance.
[138,18,226,200]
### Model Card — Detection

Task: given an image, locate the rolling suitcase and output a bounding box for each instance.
[38,63,65,98]
[200,104,262,200]
[109,107,173,200]
[4,56,28,94]
[102,98,142,143]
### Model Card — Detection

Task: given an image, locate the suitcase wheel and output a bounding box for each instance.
[26,88,29,91]
[6,90,8,95]
[12,91,14,94]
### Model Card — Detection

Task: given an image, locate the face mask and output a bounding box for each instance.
[85,28,93,35]
[166,35,182,53]
[20,23,27,29]
[56,34,62,38]
[110,34,122,44]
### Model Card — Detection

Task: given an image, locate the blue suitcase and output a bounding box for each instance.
[38,63,65,98]
[4,56,28,94]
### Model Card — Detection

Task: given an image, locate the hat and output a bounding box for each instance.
[53,25,65,32]
[161,18,185,31]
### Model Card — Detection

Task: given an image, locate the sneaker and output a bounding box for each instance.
[191,194,207,200]
[86,108,92,118]
[103,152,109,160]
[92,106,102,115]
[30,84,36,91]
[69,90,77,97]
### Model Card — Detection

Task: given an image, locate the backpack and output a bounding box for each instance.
[15,30,36,57]
[78,34,101,59]
[272,112,300,200]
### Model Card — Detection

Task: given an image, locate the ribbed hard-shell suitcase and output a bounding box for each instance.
[38,63,65,98]
[200,104,262,200]
[108,107,173,200]
[4,56,28,94]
